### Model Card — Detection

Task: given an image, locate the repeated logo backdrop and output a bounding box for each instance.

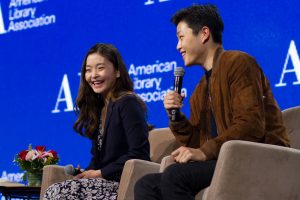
[0,0,299,184]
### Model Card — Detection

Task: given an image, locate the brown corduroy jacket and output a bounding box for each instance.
[169,48,290,160]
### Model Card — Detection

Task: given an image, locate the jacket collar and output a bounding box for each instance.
[211,47,225,78]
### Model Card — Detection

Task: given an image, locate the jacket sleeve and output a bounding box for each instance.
[100,97,150,179]
[85,139,96,170]
[200,54,266,160]
[169,112,201,147]
[169,78,207,148]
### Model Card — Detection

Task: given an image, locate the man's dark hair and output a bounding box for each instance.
[171,4,224,44]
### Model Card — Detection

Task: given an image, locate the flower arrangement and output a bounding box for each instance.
[14,144,59,181]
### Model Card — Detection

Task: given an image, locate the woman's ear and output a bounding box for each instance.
[116,70,120,78]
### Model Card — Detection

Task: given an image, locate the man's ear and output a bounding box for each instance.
[200,26,210,43]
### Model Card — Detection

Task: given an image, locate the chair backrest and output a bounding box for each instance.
[148,128,179,163]
[282,106,300,149]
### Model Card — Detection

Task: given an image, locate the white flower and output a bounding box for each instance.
[25,150,39,161]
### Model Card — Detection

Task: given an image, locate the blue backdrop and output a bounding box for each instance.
[0,0,299,185]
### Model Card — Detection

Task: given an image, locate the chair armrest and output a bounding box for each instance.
[40,165,73,200]
[204,140,300,200]
[117,159,160,200]
[159,155,176,172]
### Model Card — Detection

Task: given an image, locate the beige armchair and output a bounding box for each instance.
[40,128,179,200]
[160,105,300,200]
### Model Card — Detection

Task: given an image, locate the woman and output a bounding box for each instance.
[44,44,150,199]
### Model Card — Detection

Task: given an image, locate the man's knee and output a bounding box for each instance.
[161,163,184,184]
[134,173,159,194]
[135,174,149,193]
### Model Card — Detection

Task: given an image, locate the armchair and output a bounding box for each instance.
[40,128,179,200]
[160,105,300,200]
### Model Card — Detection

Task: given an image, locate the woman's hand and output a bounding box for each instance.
[74,170,102,179]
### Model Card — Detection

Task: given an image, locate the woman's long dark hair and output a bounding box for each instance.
[73,43,146,138]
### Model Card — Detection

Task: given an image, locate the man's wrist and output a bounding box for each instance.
[168,111,184,121]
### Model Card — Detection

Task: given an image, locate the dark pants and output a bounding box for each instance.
[134,160,217,200]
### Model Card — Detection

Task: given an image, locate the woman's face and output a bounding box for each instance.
[85,53,119,97]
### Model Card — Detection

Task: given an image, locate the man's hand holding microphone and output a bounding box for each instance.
[163,67,207,163]
[164,67,185,121]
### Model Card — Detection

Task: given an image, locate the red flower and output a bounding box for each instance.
[35,146,46,152]
[14,144,59,174]
[18,150,28,160]
[49,150,58,158]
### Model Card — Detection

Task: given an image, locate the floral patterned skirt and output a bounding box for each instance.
[43,178,119,200]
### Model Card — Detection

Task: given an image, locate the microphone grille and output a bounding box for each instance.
[174,67,184,76]
[64,164,75,175]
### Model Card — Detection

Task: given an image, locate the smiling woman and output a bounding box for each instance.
[43,44,150,200]
[85,53,120,97]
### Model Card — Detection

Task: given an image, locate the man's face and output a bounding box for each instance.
[176,21,203,66]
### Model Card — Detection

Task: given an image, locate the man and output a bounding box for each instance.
[134,4,290,200]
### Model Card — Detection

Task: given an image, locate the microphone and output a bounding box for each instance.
[64,164,83,176]
[170,67,185,121]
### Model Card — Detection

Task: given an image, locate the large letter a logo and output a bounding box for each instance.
[0,2,6,34]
